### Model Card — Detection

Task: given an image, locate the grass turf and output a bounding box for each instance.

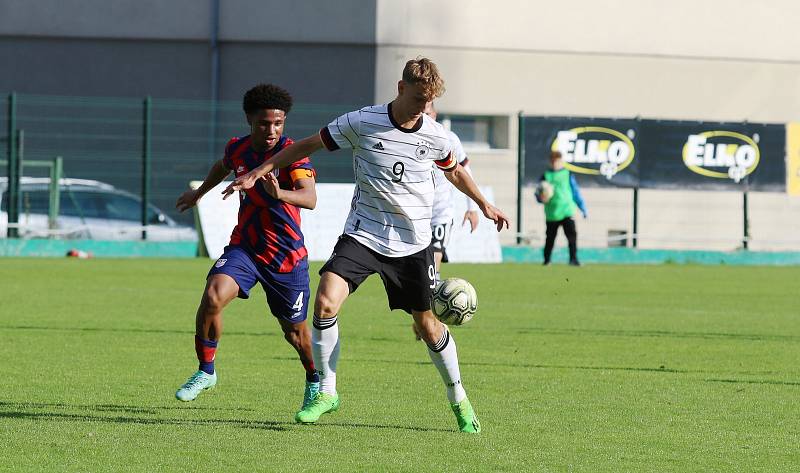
[1,259,799,472]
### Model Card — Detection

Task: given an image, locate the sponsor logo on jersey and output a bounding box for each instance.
[551,127,636,179]
[682,131,760,182]
[215,258,227,268]
[372,142,385,150]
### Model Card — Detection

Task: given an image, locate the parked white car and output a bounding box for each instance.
[0,177,197,241]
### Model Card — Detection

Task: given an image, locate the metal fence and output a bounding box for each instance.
[2,92,357,238]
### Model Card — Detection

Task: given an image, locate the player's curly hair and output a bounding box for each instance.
[402,57,445,100]
[242,84,293,115]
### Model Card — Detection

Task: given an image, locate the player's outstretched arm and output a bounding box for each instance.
[460,162,480,232]
[260,173,317,210]
[176,159,231,212]
[222,134,325,199]
[445,164,510,232]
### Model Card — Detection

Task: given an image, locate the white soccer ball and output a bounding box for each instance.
[432,277,478,326]
[536,181,554,202]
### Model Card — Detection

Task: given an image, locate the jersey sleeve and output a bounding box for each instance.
[320,110,361,151]
[449,131,468,165]
[221,137,238,170]
[288,157,316,184]
[434,135,457,171]
[569,173,587,216]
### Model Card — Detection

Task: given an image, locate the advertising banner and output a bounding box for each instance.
[523,117,640,188]
[638,120,785,191]
[786,123,800,196]
[193,182,502,263]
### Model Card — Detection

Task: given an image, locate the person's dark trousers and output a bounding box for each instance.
[543,217,578,264]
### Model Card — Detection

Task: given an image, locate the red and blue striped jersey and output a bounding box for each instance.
[222,135,315,273]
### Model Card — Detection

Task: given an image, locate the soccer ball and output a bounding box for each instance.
[432,278,478,326]
[536,181,554,202]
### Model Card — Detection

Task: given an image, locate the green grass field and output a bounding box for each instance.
[2,259,799,472]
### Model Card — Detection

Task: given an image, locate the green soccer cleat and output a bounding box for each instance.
[294,392,339,424]
[302,381,320,410]
[175,370,217,401]
[451,397,481,433]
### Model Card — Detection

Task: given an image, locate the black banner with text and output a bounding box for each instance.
[523,116,786,191]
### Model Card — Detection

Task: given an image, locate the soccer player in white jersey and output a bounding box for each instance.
[425,103,480,279]
[222,58,509,433]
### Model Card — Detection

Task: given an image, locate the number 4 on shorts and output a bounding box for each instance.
[292,292,304,311]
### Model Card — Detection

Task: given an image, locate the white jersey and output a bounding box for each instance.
[431,130,472,225]
[320,103,456,257]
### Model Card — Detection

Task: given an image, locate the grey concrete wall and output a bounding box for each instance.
[1,0,375,42]
[0,37,211,98]
[0,0,377,102]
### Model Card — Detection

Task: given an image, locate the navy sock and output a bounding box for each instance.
[306,370,320,383]
[195,336,218,375]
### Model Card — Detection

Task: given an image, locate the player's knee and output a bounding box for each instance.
[202,284,229,313]
[283,327,302,348]
[415,318,442,345]
[314,293,339,318]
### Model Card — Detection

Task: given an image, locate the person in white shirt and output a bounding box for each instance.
[425,103,480,279]
[223,57,509,433]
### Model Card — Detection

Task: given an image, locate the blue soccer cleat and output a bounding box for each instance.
[175,370,217,401]
[302,381,320,410]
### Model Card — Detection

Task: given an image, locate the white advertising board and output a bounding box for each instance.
[193,182,501,263]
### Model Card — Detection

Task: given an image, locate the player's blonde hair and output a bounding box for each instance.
[402,57,445,100]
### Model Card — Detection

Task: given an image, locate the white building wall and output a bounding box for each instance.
[374,0,800,250]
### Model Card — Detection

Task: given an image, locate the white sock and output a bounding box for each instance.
[427,328,467,404]
[312,314,340,395]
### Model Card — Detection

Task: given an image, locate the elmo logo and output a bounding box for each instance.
[551,127,636,179]
[682,131,759,182]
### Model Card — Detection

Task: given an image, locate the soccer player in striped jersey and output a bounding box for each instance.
[223,58,509,433]
[173,84,320,410]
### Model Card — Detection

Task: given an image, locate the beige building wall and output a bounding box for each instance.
[374,0,800,250]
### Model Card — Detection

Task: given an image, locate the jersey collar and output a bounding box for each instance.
[387,102,423,134]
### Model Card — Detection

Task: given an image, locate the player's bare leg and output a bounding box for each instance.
[414,250,445,340]
[196,274,239,341]
[414,309,481,433]
[434,250,444,275]
[176,274,238,401]
[277,318,320,409]
[295,271,349,423]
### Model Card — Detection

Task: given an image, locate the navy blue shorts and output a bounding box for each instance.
[208,245,310,323]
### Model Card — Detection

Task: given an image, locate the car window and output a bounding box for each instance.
[2,189,50,214]
[4,187,168,224]
[91,192,165,224]
[91,192,141,222]
[22,190,51,215]
[59,191,102,219]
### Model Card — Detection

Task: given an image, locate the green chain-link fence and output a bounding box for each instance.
[2,92,358,238]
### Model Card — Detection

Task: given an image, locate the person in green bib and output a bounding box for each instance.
[535,151,587,266]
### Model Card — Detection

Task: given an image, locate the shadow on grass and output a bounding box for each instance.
[515,327,800,343]
[0,325,280,338]
[6,324,798,343]
[263,355,718,376]
[0,401,256,414]
[704,378,800,387]
[0,410,288,431]
[0,401,453,433]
